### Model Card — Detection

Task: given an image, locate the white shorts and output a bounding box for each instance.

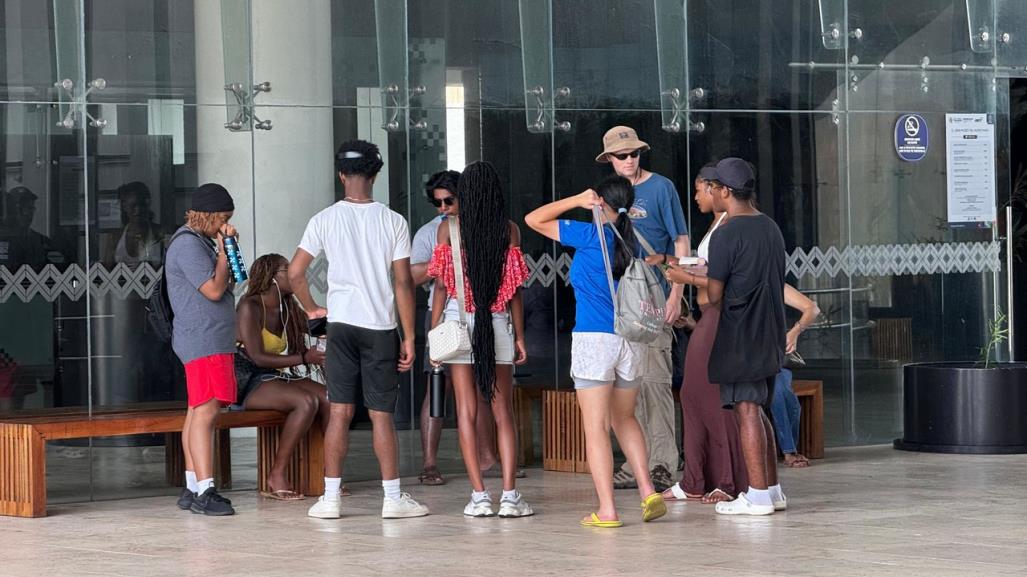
[441,299,514,365]
[570,332,647,389]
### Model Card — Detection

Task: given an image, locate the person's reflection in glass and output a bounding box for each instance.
[104,182,164,267]
[0,186,56,271]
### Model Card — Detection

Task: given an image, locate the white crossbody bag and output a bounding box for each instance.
[427,217,472,362]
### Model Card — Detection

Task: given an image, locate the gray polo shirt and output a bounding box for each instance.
[411,215,444,310]
[165,226,236,364]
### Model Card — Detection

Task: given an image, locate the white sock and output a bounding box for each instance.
[185,471,198,494]
[768,484,784,502]
[382,478,401,501]
[501,489,518,502]
[472,489,491,502]
[196,478,214,494]
[324,477,342,498]
[746,487,773,506]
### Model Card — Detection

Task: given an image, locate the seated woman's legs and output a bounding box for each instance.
[243,379,320,493]
[770,370,807,467]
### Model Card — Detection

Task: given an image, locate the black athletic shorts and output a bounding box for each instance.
[325,322,400,412]
[721,375,776,409]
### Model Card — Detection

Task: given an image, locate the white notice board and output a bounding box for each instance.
[945,113,996,225]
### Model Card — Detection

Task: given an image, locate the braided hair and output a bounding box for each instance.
[456,161,510,401]
[595,175,638,279]
[244,254,316,376]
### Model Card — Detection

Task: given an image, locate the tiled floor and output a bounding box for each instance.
[3,445,1026,576]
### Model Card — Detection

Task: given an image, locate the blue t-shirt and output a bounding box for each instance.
[559,219,619,334]
[627,173,688,256]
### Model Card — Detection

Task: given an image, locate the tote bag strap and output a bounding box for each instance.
[448,216,468,325]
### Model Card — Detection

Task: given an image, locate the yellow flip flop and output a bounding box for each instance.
[580,512,623,528]
[641,492,667,522]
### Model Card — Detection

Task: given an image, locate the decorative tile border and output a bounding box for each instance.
[0,241,1003,303]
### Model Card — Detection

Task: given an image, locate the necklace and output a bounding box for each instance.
[629,169,644,186]
[343,196,373,204]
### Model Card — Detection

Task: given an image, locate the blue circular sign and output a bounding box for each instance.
[895,113,928,162]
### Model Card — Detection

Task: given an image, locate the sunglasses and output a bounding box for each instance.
[430,197,456,208]
[609,150,641,161]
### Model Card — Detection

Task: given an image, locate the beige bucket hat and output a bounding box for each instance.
[595,126,650,163]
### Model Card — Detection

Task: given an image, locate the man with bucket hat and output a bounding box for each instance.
[597,126,689,492]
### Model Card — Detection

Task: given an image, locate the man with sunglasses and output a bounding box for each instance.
[597,126,689,493]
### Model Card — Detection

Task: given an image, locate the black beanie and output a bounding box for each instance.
[190,183,235,213]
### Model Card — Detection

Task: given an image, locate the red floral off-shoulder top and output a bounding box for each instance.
[426,244,530,313]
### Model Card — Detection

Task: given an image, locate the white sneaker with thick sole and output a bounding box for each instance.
[773,493,787,511]
[463,494,495,517]
[498,493,533,518]
[715,492,775,516]
[307,494,342,519]
[382,493,430,519]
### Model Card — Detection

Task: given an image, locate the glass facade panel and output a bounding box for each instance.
[1,0,1022,507]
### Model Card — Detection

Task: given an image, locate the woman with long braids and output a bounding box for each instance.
[427,161,533,518]
[234,254,329,500]
[526,176,667,528]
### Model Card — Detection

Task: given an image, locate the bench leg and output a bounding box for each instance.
[214,429,232,490]
[164,433,185,487]
[0,424,47,518]
[257,423,325,497]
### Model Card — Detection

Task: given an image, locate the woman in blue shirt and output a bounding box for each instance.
[525,175,667,528]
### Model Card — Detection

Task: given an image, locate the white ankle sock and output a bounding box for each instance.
[324,477,342,498]
[472,489,491,502]
[746,487,772,506]
[185,471,198,494]
[768,484,784,502]
[382,478,401,501]
[501,489,518,502]
[196,478,214,494]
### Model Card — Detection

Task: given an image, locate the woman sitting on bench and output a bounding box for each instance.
[235,254,330,500]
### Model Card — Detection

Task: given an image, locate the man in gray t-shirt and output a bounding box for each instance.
[164,183,238,516]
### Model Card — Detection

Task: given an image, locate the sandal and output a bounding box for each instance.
[701,488,733,504]
[641,493,667,522]
[661,483,703,502]
[418,467,446,486]
[261,489,306,501]
[580,512,623,528]
[480,465,526,479]
[783,453,810,468]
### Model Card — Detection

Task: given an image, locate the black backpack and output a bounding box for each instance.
[146,228,205,343]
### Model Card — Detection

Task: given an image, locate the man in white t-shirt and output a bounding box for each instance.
[288,139,428,520]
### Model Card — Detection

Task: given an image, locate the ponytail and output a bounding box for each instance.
[595,175,637,280]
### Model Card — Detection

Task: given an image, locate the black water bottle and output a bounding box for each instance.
[430,365,446,418]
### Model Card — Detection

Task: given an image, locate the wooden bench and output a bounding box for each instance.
[792,379,824,459]
[0,407,323,518]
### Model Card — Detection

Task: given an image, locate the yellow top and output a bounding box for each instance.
[261,328,287,355]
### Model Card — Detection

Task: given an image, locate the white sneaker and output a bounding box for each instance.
[498,493,533,518]
[307,494,342,519]
[382,492,430,519]
[773,493,787,511]
[715,492,775,516]
[463,493,495,517]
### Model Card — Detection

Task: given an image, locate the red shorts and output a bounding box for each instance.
[184,353,237,408]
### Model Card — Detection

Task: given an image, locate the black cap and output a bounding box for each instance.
[190,183,234,213]
[710,158,755,191]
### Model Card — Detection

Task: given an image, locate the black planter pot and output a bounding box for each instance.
[895,362,1027,454]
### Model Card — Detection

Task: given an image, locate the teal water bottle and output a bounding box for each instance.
[223,235,247,283]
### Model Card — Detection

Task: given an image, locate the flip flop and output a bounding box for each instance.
[701,488,732,504]
[641,493,667,522]
[661,483,703,502]
[340,485,352,497]
[261,489,306,501]
[580,512,623,528]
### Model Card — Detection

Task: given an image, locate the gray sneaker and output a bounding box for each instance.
[612,468,637,490]
[650,465,674,493]
[498,492,534,518]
